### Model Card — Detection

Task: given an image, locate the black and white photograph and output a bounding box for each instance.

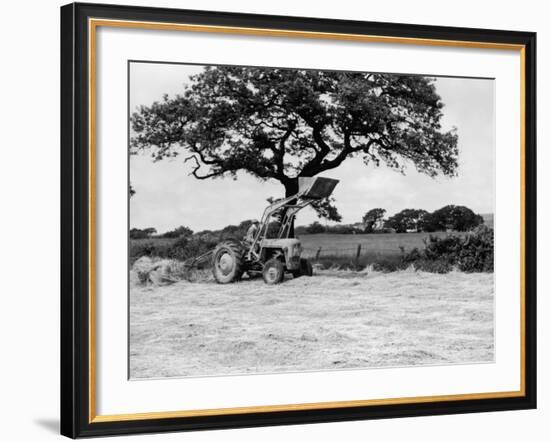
[128,62,495,379]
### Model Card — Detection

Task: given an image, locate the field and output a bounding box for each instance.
[130,213,493,262]
[129,268,494,379]
[131,231,463,262]
[299,231,461,258]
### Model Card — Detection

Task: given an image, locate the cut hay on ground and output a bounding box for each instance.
[131,256,212,286]
[129,269,494,379]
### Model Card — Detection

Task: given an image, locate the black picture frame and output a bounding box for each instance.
[61,2,537,438]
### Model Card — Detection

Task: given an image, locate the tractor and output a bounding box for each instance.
[210,176,339,284]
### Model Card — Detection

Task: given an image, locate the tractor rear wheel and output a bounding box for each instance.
[262,259,285,285]
[212,241,244,284]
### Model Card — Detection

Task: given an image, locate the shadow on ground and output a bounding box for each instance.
[34,418,58,434]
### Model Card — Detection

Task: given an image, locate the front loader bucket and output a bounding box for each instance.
[298,177,339,199]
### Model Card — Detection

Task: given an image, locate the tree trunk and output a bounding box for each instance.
[283,178,300,238]
[284,178,299,198]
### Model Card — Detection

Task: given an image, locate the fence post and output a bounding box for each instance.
[315,247,322,261]
[355,244,362,270]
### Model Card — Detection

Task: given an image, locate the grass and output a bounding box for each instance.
[132,232,445,254]
[131,231,460,268]
[131,227,493,274]
[312,251,404,271]
[299,231,493,272]
[129,238,174,264]
[298,231,466,258]
[132,231,462,252]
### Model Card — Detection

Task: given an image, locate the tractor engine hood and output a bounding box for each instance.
[261,238,301,248]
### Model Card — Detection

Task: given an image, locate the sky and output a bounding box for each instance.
[129,62,494,233]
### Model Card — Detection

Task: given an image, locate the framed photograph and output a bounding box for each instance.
[60,2,536,438]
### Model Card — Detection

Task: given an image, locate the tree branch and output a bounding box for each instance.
[184,155,226,180]
[316,134,376,173]
[272,123,295,179]
[300,126,333,176]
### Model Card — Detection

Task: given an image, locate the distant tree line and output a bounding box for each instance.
[130,204,485,241]
[129,227,157,239]
[130,225,194,240]
[384,205,484,233]
[161,225,194,238]
[295,222,364,235]
[130,220,256,242]
[296,204,485,235]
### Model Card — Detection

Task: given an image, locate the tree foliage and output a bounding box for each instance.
[385,209,429,233]
[129,227,157,239]
[161,225,194,239]
[415,212,437,232]
[362,208,386,232]
[407,225,493,272]
[429,205,484,232]
[305,221,327,234]
[131,67,458,221]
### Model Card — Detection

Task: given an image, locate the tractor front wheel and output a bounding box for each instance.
[212,241,244,284]
[262,259,285,285]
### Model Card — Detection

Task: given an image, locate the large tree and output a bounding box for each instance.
[131,67,458,220]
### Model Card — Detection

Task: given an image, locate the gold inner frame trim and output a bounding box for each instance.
[92,391,524,423]
[88,18,527,424]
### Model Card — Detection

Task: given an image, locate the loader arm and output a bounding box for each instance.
[246,177,339,260]
[247,192,306,259]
